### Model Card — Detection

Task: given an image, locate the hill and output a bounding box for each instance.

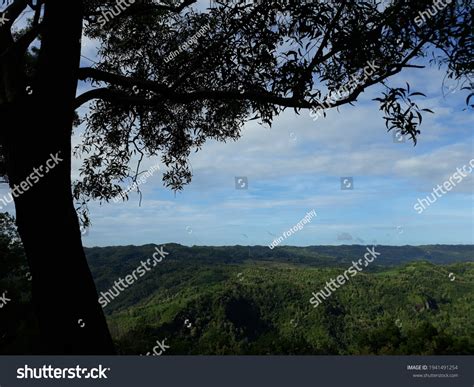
[83,244,474,355]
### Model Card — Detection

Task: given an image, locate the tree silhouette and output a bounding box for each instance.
[0,0,471,353]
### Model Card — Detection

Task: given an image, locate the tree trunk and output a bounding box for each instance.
[1,0,115,354]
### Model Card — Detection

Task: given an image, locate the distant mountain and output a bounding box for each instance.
[85,243,474,268]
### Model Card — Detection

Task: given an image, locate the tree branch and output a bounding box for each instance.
[0,22,41,64]
[85,0,197,18]
[0,0,29,31]
[76,28,434,112]
[296,0,347,95]
[320,34,434,110]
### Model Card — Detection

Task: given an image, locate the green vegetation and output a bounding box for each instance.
[0,213,38,354]
[1,220,472,355]
[90,244,474,355]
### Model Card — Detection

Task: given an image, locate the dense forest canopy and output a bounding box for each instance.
[1,216,472,355]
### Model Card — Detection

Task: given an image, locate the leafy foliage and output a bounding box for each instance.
[85,243,474,355]
[0,213,38,354]
[1,0,472,217]
[69,0,474,204]
[1,228,473,354]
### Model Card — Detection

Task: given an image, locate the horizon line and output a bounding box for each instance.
[83,242,474,249]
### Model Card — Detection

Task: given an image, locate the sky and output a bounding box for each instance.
[73,60,473,247]
[1,1,473,247]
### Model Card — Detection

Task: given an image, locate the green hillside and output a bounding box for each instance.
[86,245,474,355]
[1,215,472,356]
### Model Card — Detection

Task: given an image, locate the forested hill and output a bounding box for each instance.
[82,244,473,355]
[2,237,472,354]
[85,244,473,268]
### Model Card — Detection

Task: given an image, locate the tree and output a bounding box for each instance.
[0,213,38,354]
[0,0,471,354]
[0,212,24,276]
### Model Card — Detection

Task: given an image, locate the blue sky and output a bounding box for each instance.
[73,59,473,247]
[2,2,473,247]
